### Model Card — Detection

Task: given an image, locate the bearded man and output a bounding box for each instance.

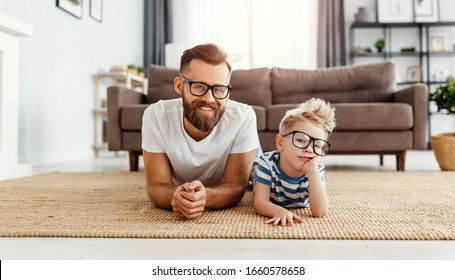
[142,44,258,219]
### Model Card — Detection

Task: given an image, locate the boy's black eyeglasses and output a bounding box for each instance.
[281,130,331,156]
[180,77,231,100]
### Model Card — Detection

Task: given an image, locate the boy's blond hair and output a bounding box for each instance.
[279,98,336,137]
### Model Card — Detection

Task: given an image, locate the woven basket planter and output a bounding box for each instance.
[431,133,455,171]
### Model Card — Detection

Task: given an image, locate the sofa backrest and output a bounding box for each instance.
[229,68,272,107]
[146,65,180,104]
[147,64,273,107]
[271,61,396,104]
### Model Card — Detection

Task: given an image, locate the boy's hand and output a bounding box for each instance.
[302,155,321,175]
[265,208,303,226]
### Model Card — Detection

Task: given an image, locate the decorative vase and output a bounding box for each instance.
[431,133,455,171]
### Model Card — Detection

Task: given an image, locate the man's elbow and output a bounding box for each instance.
[147,187,172,209]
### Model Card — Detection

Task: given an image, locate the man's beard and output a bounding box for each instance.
[182,94,225,132]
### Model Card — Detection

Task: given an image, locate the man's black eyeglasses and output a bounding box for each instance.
[180,77,231,100]
[281,130,331,156]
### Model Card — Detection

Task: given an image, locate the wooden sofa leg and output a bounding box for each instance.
[396,151,406,172]
[129,151,139,172]
[379,154,384,166]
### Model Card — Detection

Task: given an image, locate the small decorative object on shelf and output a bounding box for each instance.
[406,65,421,82]
[430,36,446,52]
[354,46,372,55]
[110,64,145,77]
[354,7,375,23]
[428,81,455,170]
[374,39,385,53]
[400,47,416,53]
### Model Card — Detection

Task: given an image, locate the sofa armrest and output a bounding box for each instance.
[107,86,147,151]
[393,83,428,150]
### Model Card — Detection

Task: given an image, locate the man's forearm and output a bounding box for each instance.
[148,183,177,209]
[205,183,246,209]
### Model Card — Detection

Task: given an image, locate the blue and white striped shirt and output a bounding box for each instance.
[252,150,326,208]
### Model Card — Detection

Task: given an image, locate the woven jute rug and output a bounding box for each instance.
[0,171,454,240]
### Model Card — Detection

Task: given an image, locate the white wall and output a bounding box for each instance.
[0,0,143,166]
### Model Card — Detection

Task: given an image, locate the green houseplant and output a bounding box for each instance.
[428,81,455,170]
[374,39,385,52]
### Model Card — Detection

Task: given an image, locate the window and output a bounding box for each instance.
[171,0,318,70]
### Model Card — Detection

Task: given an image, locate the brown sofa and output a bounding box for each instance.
[107,61,428,171]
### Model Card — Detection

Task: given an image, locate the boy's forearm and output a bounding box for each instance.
[308,170,329,217]
[254,199,285,218]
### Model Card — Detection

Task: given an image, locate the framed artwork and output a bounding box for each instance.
[430,36,446,52]
[377,0,413,23]
[406,65,422,82]
[90,0,103,22]
[56,0,83,19]
[414,0,439,22]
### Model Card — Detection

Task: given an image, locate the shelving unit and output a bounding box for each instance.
[349,22,455,148]
[93,72,148,157]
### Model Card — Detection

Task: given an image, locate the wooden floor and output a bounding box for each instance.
[1,151,454,260]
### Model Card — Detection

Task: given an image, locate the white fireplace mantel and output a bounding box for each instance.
[0,13,33,180]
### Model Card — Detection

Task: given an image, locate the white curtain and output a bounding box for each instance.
[171,0,318,70]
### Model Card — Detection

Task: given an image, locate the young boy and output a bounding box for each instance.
[253,98,336,226]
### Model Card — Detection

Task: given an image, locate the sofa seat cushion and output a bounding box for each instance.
[329,131,413,152]
[266,103,413,132]
[121,105,149,130]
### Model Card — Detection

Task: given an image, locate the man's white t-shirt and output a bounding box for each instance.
[142,98,258,186]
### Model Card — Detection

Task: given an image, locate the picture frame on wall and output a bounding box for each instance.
[56,0,83,19]
[377,0,414,23]
[90,0,103,22]
[406,65,422,82]
[414,0,439,22]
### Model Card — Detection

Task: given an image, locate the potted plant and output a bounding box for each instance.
[428,81,455,170]
[374,39,385,52]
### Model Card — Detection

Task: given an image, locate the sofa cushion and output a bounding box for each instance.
[121,104,149,130]
[265,102,413,132]
[329,131,413,152]
[147,65,180,104]
[230,68,272,107]
[271,61,396,104]
[266,104,292,131]
[334,103,413,131]
[251,105,266,131]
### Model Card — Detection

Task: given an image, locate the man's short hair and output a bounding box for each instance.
[180,43,232,74]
